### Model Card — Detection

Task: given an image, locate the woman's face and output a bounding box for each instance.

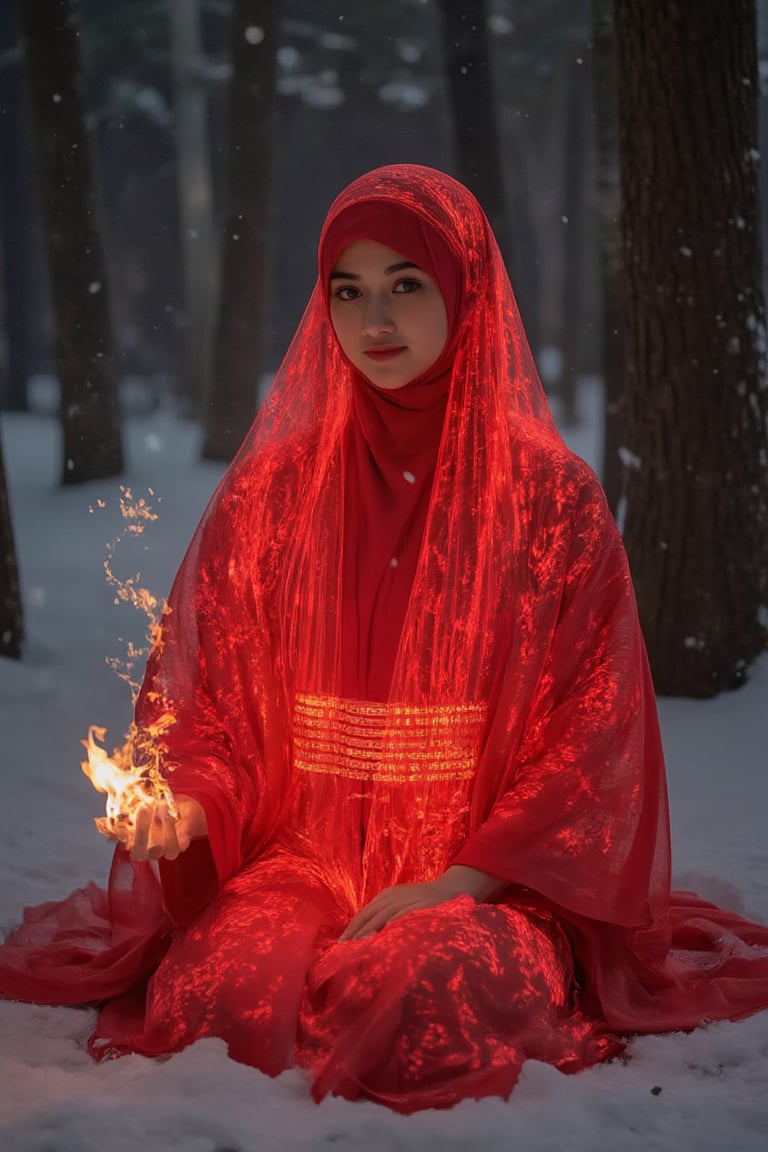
[329,239,448,389]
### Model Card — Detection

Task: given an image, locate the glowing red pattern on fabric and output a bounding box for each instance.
[1,165,767,1111]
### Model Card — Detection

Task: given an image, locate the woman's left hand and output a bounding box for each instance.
[340,866,505,941]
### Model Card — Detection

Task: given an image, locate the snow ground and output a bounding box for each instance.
[0,393,766,1152]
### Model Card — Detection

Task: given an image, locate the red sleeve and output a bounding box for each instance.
[454,486,670,930]
[134,486,262,920]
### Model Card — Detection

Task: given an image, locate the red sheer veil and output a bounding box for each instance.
[136,166,566,855]
[245,161,564,712]
[138,164,666,932]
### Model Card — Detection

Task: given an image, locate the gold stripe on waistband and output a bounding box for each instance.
[293,693,487,783]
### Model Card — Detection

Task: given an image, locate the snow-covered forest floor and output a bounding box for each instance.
[1,388,767,1151]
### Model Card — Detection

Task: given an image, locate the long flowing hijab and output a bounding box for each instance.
[132,168,565,874]
[320,200,461,701]
[130,164,666,922]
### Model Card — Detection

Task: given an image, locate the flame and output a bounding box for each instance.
[102,486,165,700]
[83,488,177,840]
[81,721,178,837]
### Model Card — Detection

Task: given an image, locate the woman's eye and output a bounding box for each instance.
[335,286,360,301]
[394,279,422,294]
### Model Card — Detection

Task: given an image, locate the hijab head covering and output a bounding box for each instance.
[131,168,687,1018]
[319,198,462,700]
[319,198,463,358]
[131,164,574,891]
[262,163,561,706]
[137,164,571,878]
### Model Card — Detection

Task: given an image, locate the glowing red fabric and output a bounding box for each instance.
[1,165,767,1112]
[324,201,458,701]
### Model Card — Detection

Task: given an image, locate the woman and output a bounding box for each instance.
[1,164,767,1112]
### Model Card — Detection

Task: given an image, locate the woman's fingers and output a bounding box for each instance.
[348,907,397,940]
[175,795,208,849]
[340,895,389,941]
[146,803,165,860]
[147,801,178,860]
[342,894,424,941]
[340,912,371,942]
[347,902,421,941]
[108,796,206,862]
[340,881,461,942]
[130,803,153,860]
[129,802,176,861]
[168,815,188,857]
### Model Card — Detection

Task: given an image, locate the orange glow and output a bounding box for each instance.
[81,720,177,837]
[103,487,164,694]
[83,487,174,836]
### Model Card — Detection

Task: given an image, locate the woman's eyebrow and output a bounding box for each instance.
[329,261,421,281]
[385,261,420,274]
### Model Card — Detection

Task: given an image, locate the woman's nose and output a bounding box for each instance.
[362,296,395,335]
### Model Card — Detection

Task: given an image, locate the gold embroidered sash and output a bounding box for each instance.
[293,693,487,784]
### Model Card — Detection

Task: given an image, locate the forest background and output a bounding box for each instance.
[1,0,768,703]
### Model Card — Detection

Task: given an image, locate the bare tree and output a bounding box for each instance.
[591,0,624,513]
[0,426,22,659]
[558,50,588,427]
[614,0,768,695]
[0,1,33,413]
[20,0,123,483]
[436,0,512,263]
[202,0,278,462]
[169,0,218,418]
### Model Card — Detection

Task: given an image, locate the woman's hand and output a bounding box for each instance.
[340,865,505,942]
[112,794,208,862]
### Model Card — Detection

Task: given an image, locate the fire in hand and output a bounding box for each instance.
[81,722,178,841]
[83,488,176,844]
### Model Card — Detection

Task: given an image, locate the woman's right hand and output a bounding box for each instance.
[113,794,208,862]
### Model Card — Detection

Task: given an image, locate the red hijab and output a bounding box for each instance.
[319,203,462,699]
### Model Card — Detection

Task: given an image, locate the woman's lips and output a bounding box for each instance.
[364,346,406,361]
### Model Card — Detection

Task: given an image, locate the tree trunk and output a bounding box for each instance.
[436,0,513,265]
[202,0,278,462]
[591,0,625,513]
[559,51,587,427]
[498,109,542,359]
[169,0,218,418]
[0,425,22,658]
[614,0,768,696]
[759,0,768,310]
[19,0,123,484]
[0,2,32,412]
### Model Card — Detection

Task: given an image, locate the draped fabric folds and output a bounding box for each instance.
[1,165,767,1111]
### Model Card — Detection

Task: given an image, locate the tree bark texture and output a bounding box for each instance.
[558,50,587,427]
[0,2,33,412]
[591,0,625,514]
[0,425,22,658]
[437,0,513,267]
[202,0,278,462]
[19,0,123,483]
[169,0,218,419]
[614,0,768,695]
[498,108,542,358]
